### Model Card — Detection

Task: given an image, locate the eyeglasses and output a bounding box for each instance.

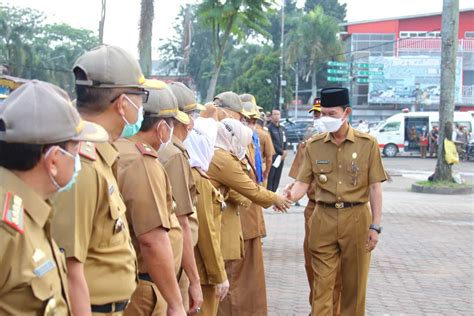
[110,90,149,104]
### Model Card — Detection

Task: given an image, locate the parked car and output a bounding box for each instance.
[281,119,314,144]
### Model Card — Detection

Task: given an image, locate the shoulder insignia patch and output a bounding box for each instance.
[309,132,327,143]
[79,141,97,161]
[2,192,24,234]
[136,143,158,158]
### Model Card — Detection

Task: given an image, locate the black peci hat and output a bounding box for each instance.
[320,87,350,108]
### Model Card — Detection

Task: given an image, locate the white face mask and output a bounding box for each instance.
[157,120,174,153]
[320,115,344,133]
[313,119,326,133]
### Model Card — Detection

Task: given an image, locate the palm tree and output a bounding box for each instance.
[287,6,342,100]
[138,0,154,77]
[198,0,274,101]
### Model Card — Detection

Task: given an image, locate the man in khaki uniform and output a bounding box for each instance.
[286,88,387,316]
[160,82,203,314]
[288,98,342,312]
[51,45,147,315]
[115,80,190,315]
[184,115,230,315]
[0,81,108,315]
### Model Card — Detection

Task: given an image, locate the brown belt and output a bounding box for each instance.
[317,201,365,209]
[308,199,316,204]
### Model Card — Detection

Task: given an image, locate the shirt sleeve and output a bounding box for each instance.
[119,157,170,237]
[368,138,388,185]
[266,133,276,158]
[195,178,227,284]
[51,161,98,262]
[296,145,314,184]
[288,143,305,179]
[163,153,194,217]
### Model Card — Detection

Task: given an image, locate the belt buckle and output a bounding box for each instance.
[335,202,344,209]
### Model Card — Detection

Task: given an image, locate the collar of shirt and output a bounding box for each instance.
[96,142,119,167]
[0,167,52,228]
[172,135,190,159]
[324,124,356,144]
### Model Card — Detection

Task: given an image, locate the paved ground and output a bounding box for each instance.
[263,154,474,315]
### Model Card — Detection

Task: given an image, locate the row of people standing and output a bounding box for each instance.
[0,44,292,316]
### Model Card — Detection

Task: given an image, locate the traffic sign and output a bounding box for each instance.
[327,61,349,67]
[356,78,383,84]
[356,63,384,69]
[357,70,384,76]
[327,76,349,82]
[327,69,349,75]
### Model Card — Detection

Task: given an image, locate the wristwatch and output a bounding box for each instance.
[369,223,382,234]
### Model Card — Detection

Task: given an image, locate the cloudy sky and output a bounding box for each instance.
[6,0,474,58]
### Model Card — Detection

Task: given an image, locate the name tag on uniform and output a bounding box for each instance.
[316,160,330,164]
[34,260,56,277]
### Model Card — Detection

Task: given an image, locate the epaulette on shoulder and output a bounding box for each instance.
[2,192,24,234]
[79,141,97,161]
[354,131,373,140]
[309,132,327,143]
[136,143,158,158]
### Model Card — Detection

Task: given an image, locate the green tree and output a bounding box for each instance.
[287,6,343,100]
[197,0,275,101]
[138,0,154,77]
[304,0,346,21]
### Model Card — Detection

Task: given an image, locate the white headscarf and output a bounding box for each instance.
[184,117,218,172]
[215,118,253,160]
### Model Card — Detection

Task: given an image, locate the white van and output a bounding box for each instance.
[370,111,473,157]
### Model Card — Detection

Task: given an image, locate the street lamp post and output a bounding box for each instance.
[279,0,285,112]
[290,64,299,119]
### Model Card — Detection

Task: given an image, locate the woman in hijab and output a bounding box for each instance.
[206,118,291,315]
[184,116,229,316]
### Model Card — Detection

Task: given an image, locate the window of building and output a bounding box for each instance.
[400,31,441,38]
[465,31,474,39]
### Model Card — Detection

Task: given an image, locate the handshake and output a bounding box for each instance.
[272,183,296,213]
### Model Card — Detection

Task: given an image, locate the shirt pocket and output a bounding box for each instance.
[313,161,333,186]
[31,274,54,301]
[100,188,127,248]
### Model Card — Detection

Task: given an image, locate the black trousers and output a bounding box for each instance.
[267,155,284,192]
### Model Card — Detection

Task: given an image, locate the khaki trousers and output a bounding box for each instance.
[310,204,371,316]
[201,284,218,316]
[124,279,162,315]
[218,238,267,316]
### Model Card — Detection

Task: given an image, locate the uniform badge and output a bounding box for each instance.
[34,260,56,277]
[108,183,115,195]
[220,201,227,211]
[114,217,125,234]
[352,152,358,159]
[44,298,57,316]
[32,248,46,263]
[2,192,24,234]
[319,174,328,184]
[350,161,360,186]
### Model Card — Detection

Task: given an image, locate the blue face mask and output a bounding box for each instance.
[121,95,144,138]
[47,147,81,192]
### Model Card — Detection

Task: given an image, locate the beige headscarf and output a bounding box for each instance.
[215,118,253,160]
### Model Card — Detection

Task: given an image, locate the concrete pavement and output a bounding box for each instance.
[263,155,474,315]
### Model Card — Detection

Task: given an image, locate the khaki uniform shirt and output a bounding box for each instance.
[0,168,70,315]
[255,125,275,174]
[289,140,316,200]
[192,168,227,285]
[158,136,198,245]
[51,142,137,305]
[115,136,173,274]
[297,127,388,203]
[207,149,277,260]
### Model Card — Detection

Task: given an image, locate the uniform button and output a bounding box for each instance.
[338,181,342,184]
[338,148,342,152]
[338,165,342,168]
[338,196,342,200]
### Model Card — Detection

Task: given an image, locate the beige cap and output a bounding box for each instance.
[239,93,260,119]
[214,91,249,118]
[143,80,190,125]
[0,80,109,144]
[74,45,145,89]
[169,82,201,113]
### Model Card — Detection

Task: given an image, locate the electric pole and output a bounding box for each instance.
[432,0,459,181]
[278,0,285,113]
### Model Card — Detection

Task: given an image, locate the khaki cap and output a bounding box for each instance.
[74,45,145,89]
[239,94,260,118]
[169,82,201,113]
[0,80,109,144]
[143,80,190,125]
[214,91,249,118]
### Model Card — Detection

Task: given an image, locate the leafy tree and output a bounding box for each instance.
[304,0,347,21]
[138,0,154,77]
[287,6,343,100]
[197,0,274,101]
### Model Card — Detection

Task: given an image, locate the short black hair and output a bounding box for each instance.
[140,113,173,132]
[271,108,280,114]
[0,141,67,171]
[74,68,125,114]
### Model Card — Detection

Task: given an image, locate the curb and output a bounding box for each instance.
[411,184,474,195]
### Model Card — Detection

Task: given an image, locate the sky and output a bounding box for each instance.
[5,0,474,59]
